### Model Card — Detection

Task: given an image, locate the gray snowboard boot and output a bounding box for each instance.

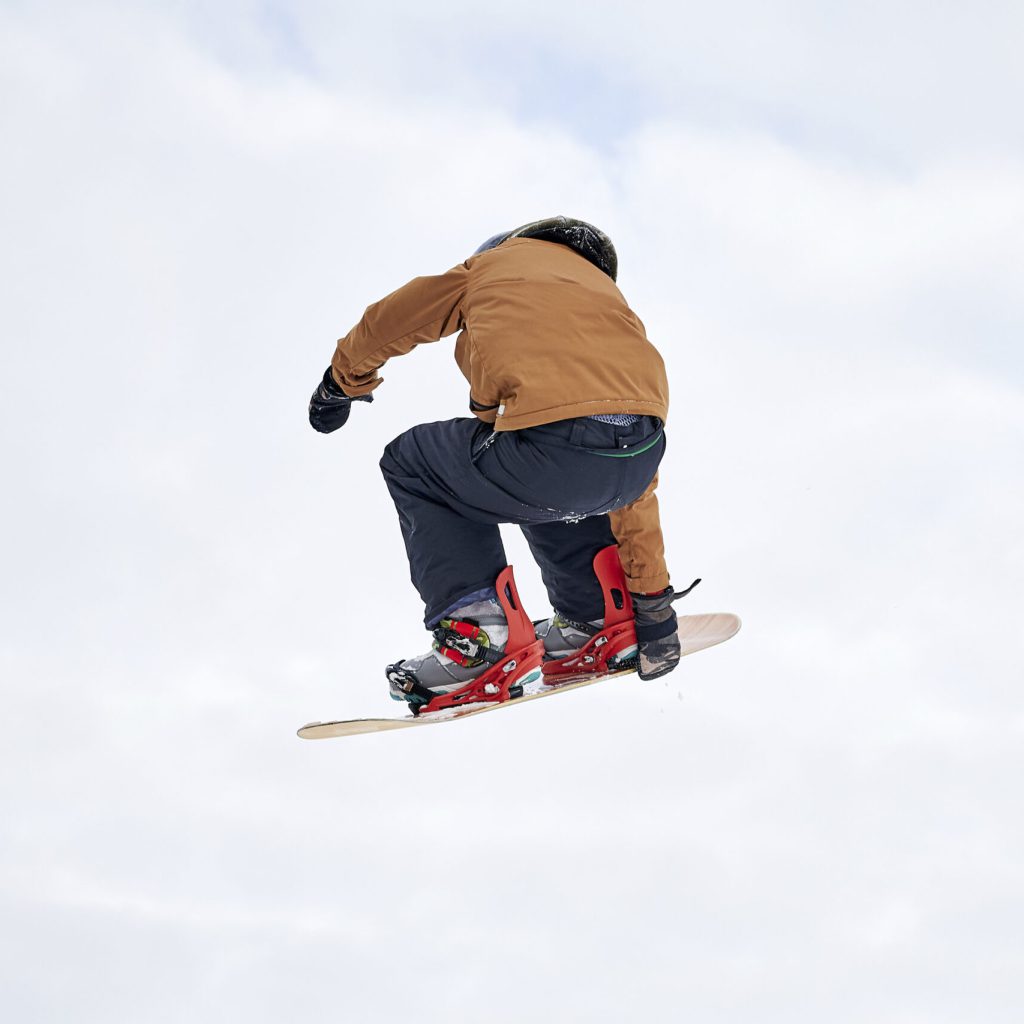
[387,595,510,705]
[533,613,604,660]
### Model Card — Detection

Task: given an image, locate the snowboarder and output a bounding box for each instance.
[309,217,695,711]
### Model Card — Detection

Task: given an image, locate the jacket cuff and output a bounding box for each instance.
[332,366,382,398]
[626,570,670,594]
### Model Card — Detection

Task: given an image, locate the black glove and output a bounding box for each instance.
[630,578,701,680]
[308,368,373,434]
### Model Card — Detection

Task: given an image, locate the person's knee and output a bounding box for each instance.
[379,433,408,480]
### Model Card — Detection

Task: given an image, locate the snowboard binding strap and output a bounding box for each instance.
[431,619,505,668]
[413,566,545,717]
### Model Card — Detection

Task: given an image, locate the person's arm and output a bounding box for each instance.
[608,473,669,593]
[330,262,471,397]
[609,474,701,679]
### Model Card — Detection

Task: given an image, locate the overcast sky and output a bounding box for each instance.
[2,1,1023,1021]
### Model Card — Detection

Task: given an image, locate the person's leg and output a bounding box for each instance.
[381,417,567,702]
[379,419,509,627]
[521,516,617,621]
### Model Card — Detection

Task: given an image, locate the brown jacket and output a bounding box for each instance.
[331,238,671,591]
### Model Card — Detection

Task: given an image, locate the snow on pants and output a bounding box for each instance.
[379,416,665,627]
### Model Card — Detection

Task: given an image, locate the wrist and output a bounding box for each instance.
[321,367,347,399]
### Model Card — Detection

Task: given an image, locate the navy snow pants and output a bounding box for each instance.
[379,416,665,627]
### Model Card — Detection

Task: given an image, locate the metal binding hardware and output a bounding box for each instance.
[431,621,503,666]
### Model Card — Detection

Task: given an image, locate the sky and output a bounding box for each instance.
[1,1,1023,1021]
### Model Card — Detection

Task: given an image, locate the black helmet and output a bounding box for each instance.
[473,216,618,281]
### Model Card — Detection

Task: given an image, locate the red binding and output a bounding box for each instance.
[418,565,545,714]
[541,545,638,679]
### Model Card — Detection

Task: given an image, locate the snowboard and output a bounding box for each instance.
[297,611,740,740]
